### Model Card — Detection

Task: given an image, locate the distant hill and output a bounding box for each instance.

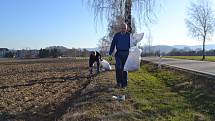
[174,44,215,50]
[84,48,99,52]
[45,46,69,52]
[172,45,215,50]
[143,44,215,54]
[44,46,100,52]
[143,45,174,53]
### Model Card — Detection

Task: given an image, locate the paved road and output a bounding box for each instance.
[142,57,215,77]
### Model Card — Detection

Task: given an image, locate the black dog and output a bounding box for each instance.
[89,51,102,74]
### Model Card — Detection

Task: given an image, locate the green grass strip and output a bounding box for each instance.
[127,64,212,121]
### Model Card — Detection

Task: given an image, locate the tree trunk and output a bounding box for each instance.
[125,0,132,32]
[202,36,206,60]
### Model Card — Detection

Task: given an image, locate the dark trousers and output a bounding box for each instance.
[89,59,100,74]
[115,52,129,88]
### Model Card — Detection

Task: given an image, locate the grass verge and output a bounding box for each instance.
[163,56,215,62]
[127,62,214,121]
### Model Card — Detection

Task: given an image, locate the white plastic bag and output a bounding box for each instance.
[124,46,142,71]
[130,33,144,47]
[100,59,112,70]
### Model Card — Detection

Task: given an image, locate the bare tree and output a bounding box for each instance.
[97,36,110,55]
[85,0,160,56]
[185,0,215,60]
[85,0,160,31]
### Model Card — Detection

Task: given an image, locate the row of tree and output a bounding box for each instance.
[39,48,91,58]
[141,47,215,57]
[167,49,215,56]
[3,48,92,58]
[38,48,63,58]
[4,52,14,58]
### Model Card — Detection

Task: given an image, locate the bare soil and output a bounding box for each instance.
[0,58,134,121]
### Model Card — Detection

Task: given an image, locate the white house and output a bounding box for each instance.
[0,48,9,58]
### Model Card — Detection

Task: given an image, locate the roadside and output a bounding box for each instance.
[128,62,214,120]
[142,57,215,77]
[163,56,215,62]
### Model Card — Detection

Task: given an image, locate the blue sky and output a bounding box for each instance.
[0,0,215,49]
[0,0,106,49]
